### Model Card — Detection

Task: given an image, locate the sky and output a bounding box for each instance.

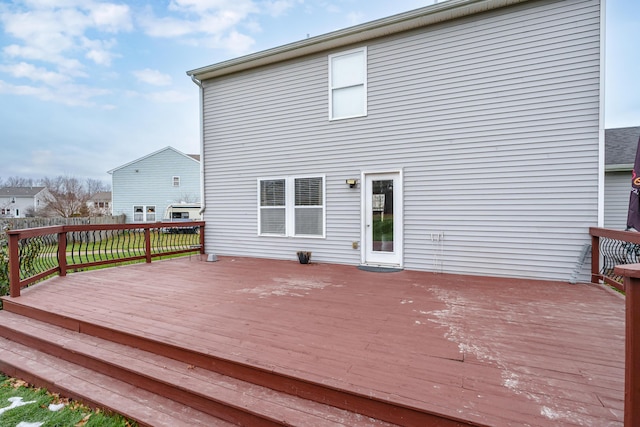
[0,0,638,184]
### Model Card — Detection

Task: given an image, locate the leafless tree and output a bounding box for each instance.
[174,193,199,204]
[3,176,36,187]
[86,178,111,196]
[41,176,91,218]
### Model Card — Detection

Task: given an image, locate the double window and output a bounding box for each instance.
[259,176,325,237]
[133,205,156,222]
[329,47,367,120]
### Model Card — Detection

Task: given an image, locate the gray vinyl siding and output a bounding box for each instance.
[111,149,200,223]
[201,0,600,281]
[605,171,631,230]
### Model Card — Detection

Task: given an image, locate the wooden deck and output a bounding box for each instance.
[0,256,625,426]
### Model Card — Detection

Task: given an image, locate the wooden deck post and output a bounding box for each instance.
[145,228,152,263]
[591,234,600,283]
[199,224,205,255]
[58,230,67,277]
[8,232,21,298]
[614,263,640,427]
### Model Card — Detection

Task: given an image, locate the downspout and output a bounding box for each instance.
[596,0,606,228]
[190,75,205,219]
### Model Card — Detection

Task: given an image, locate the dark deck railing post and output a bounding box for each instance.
[145,227,152,263]
[8,231,21,298]
[614,263,640,427]
[199,224,205,255]
[591,233,600,283]
[58,230,67,277]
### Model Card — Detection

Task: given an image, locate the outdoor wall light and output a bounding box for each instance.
[346,179,359,188]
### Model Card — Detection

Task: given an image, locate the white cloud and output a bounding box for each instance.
[82,37,119,66]
[132,69,173,86]
[138,14,196,38]
[0,1,131,69]
[212,30,255,54]
[169,0,256,14]
[140,0,259,55]
[0,62,71,86]
[346,11,365,26]
[262,0,297,17]
[121,88,192,103]
[0,79,110,107]
[146,90,192,103]
[90,3,133,32]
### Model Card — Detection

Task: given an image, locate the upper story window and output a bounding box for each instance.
[173,176,180,187]
[329,47,367,120]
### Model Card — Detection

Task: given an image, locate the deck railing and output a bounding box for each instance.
[7,221,205,298]
[590,227,640,426]
[589,227,640,292]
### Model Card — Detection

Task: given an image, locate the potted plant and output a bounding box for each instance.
[297,251,312,264]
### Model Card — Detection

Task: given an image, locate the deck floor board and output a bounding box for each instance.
[3,256,625,426]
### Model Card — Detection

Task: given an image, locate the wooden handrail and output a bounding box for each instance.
[6,221,206,297]
[589,227,640,290]
[614,264,640,427]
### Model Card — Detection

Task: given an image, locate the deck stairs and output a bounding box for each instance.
[0,298,472,427]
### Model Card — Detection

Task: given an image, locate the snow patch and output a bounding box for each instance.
[0,397,37,415]
[17,423,44,427]
[48,403,65,412]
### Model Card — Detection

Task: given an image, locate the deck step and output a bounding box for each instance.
[0,336,234,427]
[0,310,397,426]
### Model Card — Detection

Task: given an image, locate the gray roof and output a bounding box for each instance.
[89,191,112,202]
[605,126,640,168]
[0,186,46,197]
[107,146,199,174]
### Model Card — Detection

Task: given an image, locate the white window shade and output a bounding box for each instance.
[331,51,365,87]
[261,208,286,234]
[294,177,324,236]
[332,86,366,120]
[260,180,286,235]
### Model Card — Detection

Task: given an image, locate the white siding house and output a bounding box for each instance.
[604,126,640,230]
[187,0,603,282]
[0,187,50,218]
[108,147,201,224]
[86,191,112,217]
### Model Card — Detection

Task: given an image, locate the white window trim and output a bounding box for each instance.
[257,175,326,238]
[133,204,156,222]
[328,47,367,121]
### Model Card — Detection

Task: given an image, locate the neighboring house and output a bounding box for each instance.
[187,0,603,282]
[87,191,112,216]
[108,147,201,223]
[0,187,50,218]
[604,126,640,230]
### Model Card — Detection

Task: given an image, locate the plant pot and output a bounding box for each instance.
[297,251,311,264]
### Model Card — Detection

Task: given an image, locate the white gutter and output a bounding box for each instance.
[605,164,633,172]
[190,75,206,219]
[186,0,530,81]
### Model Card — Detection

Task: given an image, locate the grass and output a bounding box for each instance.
[0,374,136,427]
